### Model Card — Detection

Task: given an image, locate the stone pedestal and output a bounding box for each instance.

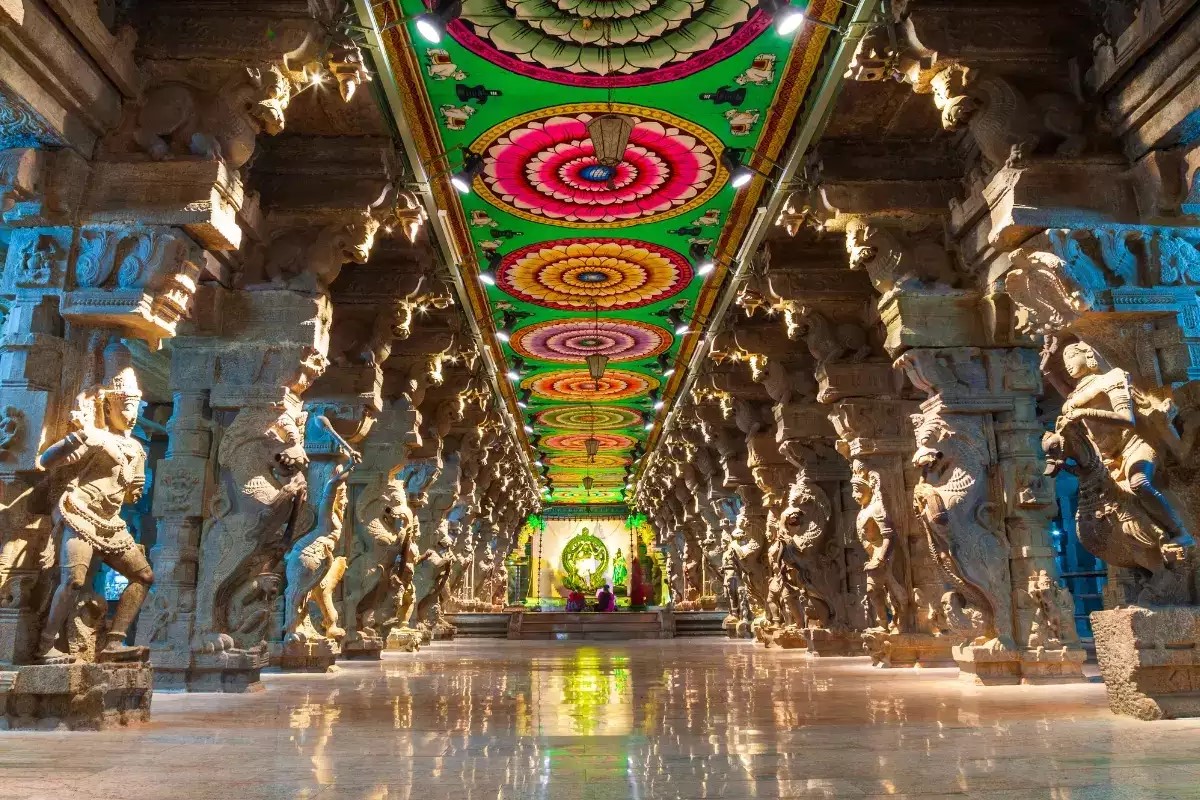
[1020,647,1089,685]
[1093,607,1200,720]
[279,639,339,673]
[755,624,808,649]
[385,628,422,652]
[1,662,152,730]
[862,631,955,668]
[952,644,1022,685]
[341,636,384,660]
[432,620,457,641]
[805,628,863,657]
[159,650,268,693]
[724,618,751,639]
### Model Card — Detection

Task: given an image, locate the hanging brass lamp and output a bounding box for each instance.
[585,352,608,380]
[582,476,594,491]
[584,436,600,460]
[586,114,634,167]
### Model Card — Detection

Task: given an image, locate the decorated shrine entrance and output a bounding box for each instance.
[519,514,660,608]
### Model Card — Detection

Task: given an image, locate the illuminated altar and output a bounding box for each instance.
[528,517,633,603]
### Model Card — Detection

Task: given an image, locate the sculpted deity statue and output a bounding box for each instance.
[35,340,152,664]
[779,469,843,630]
[852,467,908,633]
[1057,343,1193,550]
[282,428,360,646]
[765,516,804,629]
[612,548,628,588]
[1043,342,1198,605]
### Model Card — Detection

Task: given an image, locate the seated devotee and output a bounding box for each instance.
[565,589,586,612]
[596,584,616,613]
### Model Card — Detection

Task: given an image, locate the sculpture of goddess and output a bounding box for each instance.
[612,549,628,588]
[36,341,153,664]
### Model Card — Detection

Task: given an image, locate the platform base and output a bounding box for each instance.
[953,643,1021,685]
[1,662,152,730]
[341,636,384,660]
[385,628,422,652]
[279,639,339,673]
[1092,606,1200,720]
[862,631,956,668]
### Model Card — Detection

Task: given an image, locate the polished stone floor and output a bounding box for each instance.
[4,639,1200,799]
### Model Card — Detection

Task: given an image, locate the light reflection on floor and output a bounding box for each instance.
[4,639,1200,799]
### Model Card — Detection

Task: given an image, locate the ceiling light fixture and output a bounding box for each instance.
[507,356,526,382]
[414,0,463,44]
[720,148,764,189]
[495,310,517,342]
[667,308,691,336]
[479,250,501,286]
[516,388,531,409]
[656,353,675,378]
[450,151,484,194]
[757,0,844,36]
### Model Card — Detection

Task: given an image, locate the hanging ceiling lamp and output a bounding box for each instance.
[583,476,595,491]
[585,352,609,380]
[584,436,600,460]
[586,114,634,167]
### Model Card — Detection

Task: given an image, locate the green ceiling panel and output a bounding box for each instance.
[389,0,832,504]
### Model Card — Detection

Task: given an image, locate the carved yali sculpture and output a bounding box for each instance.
[192,405,310,654]
[282,421,361,646]
[1043,343,1197,605]
[779,469,844,631]
[35,340,153,664]
[911,412,1013,650]
[853,467,908,633]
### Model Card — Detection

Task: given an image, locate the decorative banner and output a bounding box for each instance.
[498,238,693,311]
[543,432,639,452]
[473,105,724,227]
[511,318,672,363]
[524,368,658,402]
[535,406,643,431]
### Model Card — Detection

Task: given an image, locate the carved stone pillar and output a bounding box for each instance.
[898,345,1086,685]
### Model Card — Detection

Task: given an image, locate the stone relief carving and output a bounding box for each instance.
[282,425,360,646]
[1043,343,1197,605]
[783,305,871,369]
[779,469,845,631]
[132,65,293,169]
[845,221,957,300]
[909,410,1012,650]
[853,466,907,633]
[930,65,1085,171]
[191,403,310,654]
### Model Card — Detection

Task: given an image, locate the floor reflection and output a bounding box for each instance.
[5,640,1200,799]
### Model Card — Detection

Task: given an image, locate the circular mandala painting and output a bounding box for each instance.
[536,406,643,430]
[543,433,639,452]
[499,238,692,310]
[512,318,671,363]
[524,368,658,401]
[472,105,724,226]
[449,0,767,87]
[548,454,631,469]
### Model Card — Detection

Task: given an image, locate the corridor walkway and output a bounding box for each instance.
[4,640,1199,800]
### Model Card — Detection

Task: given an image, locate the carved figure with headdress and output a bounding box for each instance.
[35,338,152,664]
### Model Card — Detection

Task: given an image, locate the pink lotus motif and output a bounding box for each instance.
[483,113,717,224]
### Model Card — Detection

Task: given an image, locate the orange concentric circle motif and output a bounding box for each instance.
[523,369,658,402]
[535,406,643,430]
[498,238,692,311]
[543,433,639,452]
[548,454,631,469]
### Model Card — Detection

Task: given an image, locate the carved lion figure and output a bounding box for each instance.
[779,469,845,630]
[262,212,382,292]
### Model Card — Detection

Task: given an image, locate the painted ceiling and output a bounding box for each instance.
[378,0,839,506]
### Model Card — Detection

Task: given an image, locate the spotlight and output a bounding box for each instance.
[450,151,484,194]
[720,148,756,189]
[480,250,501,285]
[775,4,806,35]
[495,311,517,342]
[507,356,525,382]
[516,388,531,408]
[656,353,675,378]
[667,308,690,336]
[414,0,463,44]
[697,258,715,275]
[644,421,655,431]
[479,270,496,286]
[653,392,665,411]
[524,424,534,434]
